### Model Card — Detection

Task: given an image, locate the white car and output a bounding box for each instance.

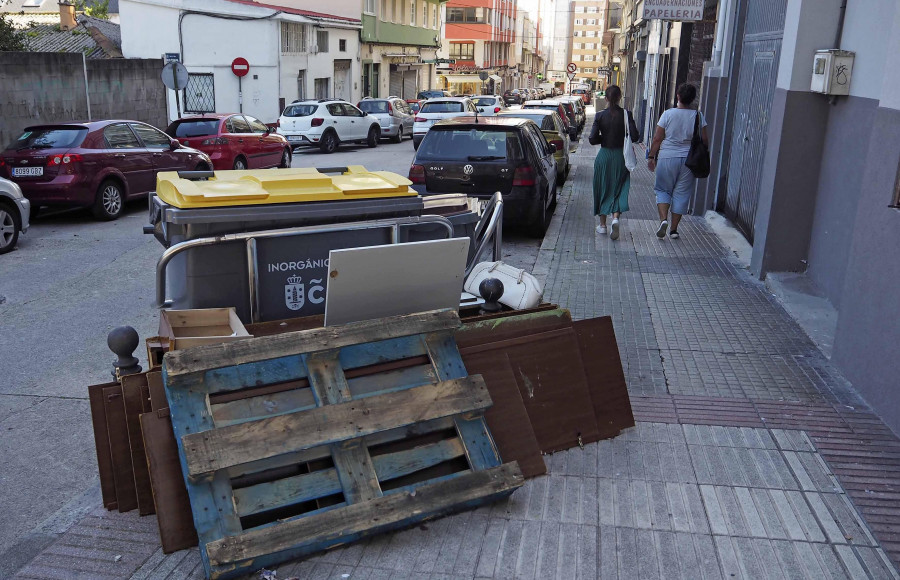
[277,99,381,154]
[0,176,30,254]
[412,97,477,150]
[471,95,507,116]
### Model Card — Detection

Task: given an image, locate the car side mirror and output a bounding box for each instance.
[170,140,180,150]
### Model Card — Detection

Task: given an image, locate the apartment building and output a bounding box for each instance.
[438,0,518,94]
[570,0,605,88]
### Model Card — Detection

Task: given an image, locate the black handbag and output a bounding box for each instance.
[685,111,710,178]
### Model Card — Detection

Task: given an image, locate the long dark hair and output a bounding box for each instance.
[605,85,622,109]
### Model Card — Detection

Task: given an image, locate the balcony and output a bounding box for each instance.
[361,15,441,47]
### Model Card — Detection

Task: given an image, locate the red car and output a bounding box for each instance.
[0,121,211,220]
[165,114,291,171]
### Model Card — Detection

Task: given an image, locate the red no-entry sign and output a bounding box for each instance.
[231,57,250,77]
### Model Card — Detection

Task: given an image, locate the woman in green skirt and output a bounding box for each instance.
[588,85,640,240]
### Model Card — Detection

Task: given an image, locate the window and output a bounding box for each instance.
[281,22,307,53]
[104,124,140,149]
[607,5,622,28]
[382,0,388,21]
[449,43,474,60]
[365,0,375,13]
[339,39,347,52]
[245,116,269,133]
[183,73,215,113]
[282,104,317,117]
[587,6,598,13]
[314,78,329,99]
[131,123,171,148]
[575,5,584,12]
[227,116,252,133]
[574,18,582,25]
[410,0,415,25]
[587,19,596,25]
[316,30,328,53]
[583,67,594,73]
[586,30,596,37]
[433,4,437,28]
[297,70,306,100]
[326,103,345,116]
[341,103,365,117]
[423,2,427,27]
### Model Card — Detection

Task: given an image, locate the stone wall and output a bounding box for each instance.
[0,52,166,147]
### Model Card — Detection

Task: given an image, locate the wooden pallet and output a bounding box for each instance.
[162,309,523,579]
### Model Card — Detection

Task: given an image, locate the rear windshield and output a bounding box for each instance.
[418,128,523,161]
[502,113,555,131]
[9,127,87,150]
[421,102,464,113]
[472,97,497,106]
[358,101,389,114]
[282,104,317,117]
[171,119,219,138]
[523,103,556,110]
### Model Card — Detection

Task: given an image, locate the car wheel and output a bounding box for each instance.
[232,157,247,170]
[367,125,379,148]
[93,179,125,221]
[279,148,291,168]
[393,126,403,144]
[529,190,550,238]
[319,131,338,154]
[0,201,21,255]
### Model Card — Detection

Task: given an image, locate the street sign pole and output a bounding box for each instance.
[231,58,250,114]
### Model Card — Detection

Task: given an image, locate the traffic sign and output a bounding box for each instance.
[567,72,577,81]
[566,62,577,74]
[478,71,489,81]
[231,57,250,78]
[163,52,180,63]
[161,62,188,91]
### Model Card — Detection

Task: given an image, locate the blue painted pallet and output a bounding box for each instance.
[162,309,523,579]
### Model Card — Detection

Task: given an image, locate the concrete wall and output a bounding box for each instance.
[0,52,166,148]
[832,4,900,436]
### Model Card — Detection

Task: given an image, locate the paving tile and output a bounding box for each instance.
[575,524,597,580]
[599,525,618,580]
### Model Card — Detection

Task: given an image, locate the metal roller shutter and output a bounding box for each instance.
[389,71,402,98]
[402,71,417,99]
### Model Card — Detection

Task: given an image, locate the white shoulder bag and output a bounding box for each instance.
[464,261,544,310]
[623,109,638,172]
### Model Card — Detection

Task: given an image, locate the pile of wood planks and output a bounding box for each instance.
[89,305,633,579]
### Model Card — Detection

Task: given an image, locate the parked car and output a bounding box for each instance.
[522,100,577,139]
[502,89,523,105]
[165,114,290,171]
[412,97,477,150]
[557,99,583,133]
[471,95,507,116]
[571,88,592,104]
[1,121,211,220]
[357,97,415,142]
[536,88,547,99]
[277,99,381,154]
[406,99,423,114]
[417,90,452,100]
[498,109,570,185]
[560,96,587,131]
[0,176,29,254]
[408,116,557,236]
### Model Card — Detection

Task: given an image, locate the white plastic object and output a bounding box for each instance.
[464,261,544,310]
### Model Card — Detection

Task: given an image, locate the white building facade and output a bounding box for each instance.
[119,0,361,123]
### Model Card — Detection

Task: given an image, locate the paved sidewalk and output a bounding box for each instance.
[13,117,900,580]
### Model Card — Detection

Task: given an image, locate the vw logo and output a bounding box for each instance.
[463,164,474,175]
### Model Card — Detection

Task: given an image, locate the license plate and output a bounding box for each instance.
[13,166,42,177]
[286,135,302,142]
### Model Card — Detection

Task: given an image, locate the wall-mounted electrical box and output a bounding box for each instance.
[811,49,854,95]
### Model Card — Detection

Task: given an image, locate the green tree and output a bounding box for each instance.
[0,14,27,51]
[77,0,110,20]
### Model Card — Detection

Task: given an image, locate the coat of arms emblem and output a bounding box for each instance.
[284,275,305,310]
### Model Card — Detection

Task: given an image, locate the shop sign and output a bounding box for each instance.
[640,0,703,21]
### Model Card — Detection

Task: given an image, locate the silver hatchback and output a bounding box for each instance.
[357,97,415,143]
[0,176,30,254]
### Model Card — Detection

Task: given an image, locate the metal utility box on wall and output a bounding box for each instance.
[810,49,854,95]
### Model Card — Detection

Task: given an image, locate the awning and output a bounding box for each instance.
[441,74,481,84]
[489,74,502,83]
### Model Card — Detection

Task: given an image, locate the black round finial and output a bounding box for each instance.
[479,277,504,314]
[108,325,142,380]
